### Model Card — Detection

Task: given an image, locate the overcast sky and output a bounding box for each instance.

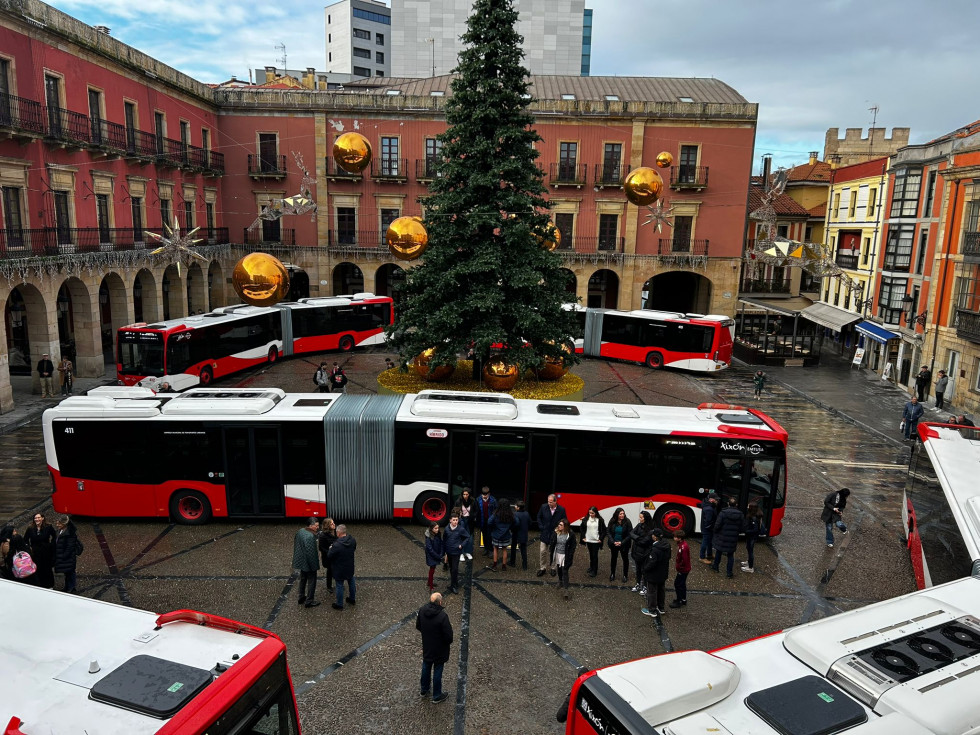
[49,0,980,172]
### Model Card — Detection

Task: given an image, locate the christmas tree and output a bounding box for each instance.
[385,0,579,375]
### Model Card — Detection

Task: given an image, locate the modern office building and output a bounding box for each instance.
[325,0,392,78]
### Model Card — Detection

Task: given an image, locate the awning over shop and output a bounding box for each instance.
[855,320,900,344]
[738,296,814,316]
[800,303,862,332]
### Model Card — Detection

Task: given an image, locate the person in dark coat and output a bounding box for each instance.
[292,517,321,608]
[509,500,531,571]
[486,499,515,571]
[536,493,567,577]
[318,518,338,591]
[741,502,763,573]
[53,515,80,592]
[699,493,719,563]
[37,352,55,398]
[327,524,357,609]
[902,397,924,441]
[821,488,850,548]
[442,514,469,594]
[915,365,932,403]
[425,523,445,591]
[641,528,671,616]
[457,488,475,559]
[711,498,745,578]
[473,486,498,557]
[24,511,57,589]
[629,510,654,594]
[548,519,577,599]
[578,505,607,578]
[606,507,632,582]
[416,592,453,703]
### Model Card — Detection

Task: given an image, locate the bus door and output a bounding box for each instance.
[527,433,558,514]
[449,430,476,507]
[475,431,528,503]
[717,453,782,529]
[223,426,285,516]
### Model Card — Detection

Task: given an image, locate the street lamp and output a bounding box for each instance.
[902,294,927,326]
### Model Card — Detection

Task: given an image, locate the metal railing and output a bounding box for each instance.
[415,157,443,182]
[577,236,625,253]
[549,162,588,186]
[45,106,90,146]
[835,253,859,269]
[740,278,791,294]
[593,163,629,187]
[327,230,386,247]
[248,154,287,177]
[243,228,295,246]
[0,92,45,136]
[658,238,709,256]
[955,308,980,343]
[0,226,227,258]
[963,231,980,258]
[371,158,408,180]
[325,157,364,179]
[670,165,709,188]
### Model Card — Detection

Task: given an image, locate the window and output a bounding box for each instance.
[353,28,370,39]
[376,70,384,77]
[776,224,788,238]
[381,136,399,176]
[160,198,171,228]
[96,193,111,243]
[337,207,356,244]
[0,59,11,123]
[954,263,980,313]
[131,197,143,241]
[678,145,698,183]
[604,95,619,101]
[2,186,24,246]
[88,89,103,144]
[964,200,980,237]
[353,66,371,77]
[45,75,62,136]
[328,53,332,63]
[883,225,913,272]
[201,128,210,151]
[862,237,871,266]
[424,138,443,177]
[832,192,841,216]
[206,202,215,235]
[353,47,372,59]
[890,168,922,217]
[376,51,384,64]
[867,188,877,217]
[380,208,399,235]
[598,214,618,251]
[601,143,622,183]
[124,101,137,151]
[154,111,165,155]
[328,33,331,43]
[352,7,390,24]
[262,218,280,243]
[559,142,577,180]
[183,200,193,229]
[672,216,692,251]
[561,94,576,100]
[678,96,694,103]
[877,276,908,323]
[376,33,385,45]
[258,133,278,171]
[179,121,190,163]
[554,213,573,249]
[848,189,857,218]
[54,191,71,244]
[923,170,938,217]
[916,229,929,274]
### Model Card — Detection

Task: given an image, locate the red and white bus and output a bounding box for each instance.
[0,580,300,735]
[117,293,393,390]
[569,304,734,372]
[44,388,786,534]
[904,422,980,589]
[564,572,980,735]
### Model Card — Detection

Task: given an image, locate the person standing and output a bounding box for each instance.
[292,517,321,608]
[821,488,850,548]
[578,506,606,578]
[37,352,55,399]
[329,362,348,393]
[487,499,515,571]
[57,356,73,397]
[915,365,932,403]
[934,370,949,411]
[641,528,671,617]
[510,500,531,571]
[457,488,475,560]
[629,511,654,594]
[442,514,469,594]
[318,518,338,591]
[53,515,81,593]
[536,494,567,577]
[328,524,357,610]
[549,519,577,599]
[698,493,719,564]
[416,592,453,704]
[424,523,444,591]
[669,531,691,608]
[24,512,56,589]
[710,497,745,578]
[314,362,331,393]
[606,507,632,583]
[902,396,924,441]
[474,486,497,557]
[741,501,763,574]
[752,370,767,398]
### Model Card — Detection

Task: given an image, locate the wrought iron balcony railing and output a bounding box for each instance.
[243,228,295,246]
[593,163,629,187]
[835,253,859,269]
[658,238,709,256]
[45,106,90,146]
[371,158,409,181]
[415,157,443,182]
[669,165,709,189]
[248,154,287,178]
[325,157,363,180]
[0,92,45,137]
[955,308,980,343]
[0,226,227,259]
[740,278,791,294]
[962,231,980,258]
[549,162,588,186]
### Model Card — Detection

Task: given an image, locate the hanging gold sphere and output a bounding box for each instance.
[483,357,519,391]
[623,167,664,206]
[656,151,673,168]
[386,216,429,261]
[536,222,561,251]
[231,252,290,307]
[412,348,456,382]
[333,132,372,174]
[534,341,571,381]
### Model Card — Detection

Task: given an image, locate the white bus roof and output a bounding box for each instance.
[0,581,266,734]
[919,423,980,563]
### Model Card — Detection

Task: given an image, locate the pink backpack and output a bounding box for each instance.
[12,551,36,578]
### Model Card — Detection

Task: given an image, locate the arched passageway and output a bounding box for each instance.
[643,272,712,314]
[587,269,619,309]
[208,261,226,308]
[286,269,310,302]
[374,263,406,305]
[186,262,207,315]
[98,273,129,364]
[333,263,364,296]
[133,269,159,324]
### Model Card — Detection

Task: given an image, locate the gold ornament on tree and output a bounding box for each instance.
[412,348,456,382]
[386,216,429,261]
[533,341,571,381]
[483,357,519,391]
[655,151,674,168]
[536,221,561,251]
[333,132,373,174]
[623,167,664,207]
[232,252,290,307]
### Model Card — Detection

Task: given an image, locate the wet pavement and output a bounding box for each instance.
[0,348,932,734]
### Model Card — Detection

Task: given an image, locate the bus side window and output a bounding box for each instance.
[167,339,192,374]
[640,323,666,347]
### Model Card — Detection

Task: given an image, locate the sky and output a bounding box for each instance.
[47,0,980,173]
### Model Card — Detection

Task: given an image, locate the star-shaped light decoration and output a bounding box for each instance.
[147,217,206,277]
[642,199,676,233]
[247,152,318,231]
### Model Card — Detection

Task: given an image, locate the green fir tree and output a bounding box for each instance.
[386,0,579,375]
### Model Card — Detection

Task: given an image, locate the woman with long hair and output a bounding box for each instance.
[487,498,515,571]
[549,518,577,599]
[424,522,444,590]
[629,511,654,594]
[53,515,80,592]
[578,506,606,578]
[24,512,56,588]
[319,518,338,591]
[457,488,475,560]
[606,507,632,583]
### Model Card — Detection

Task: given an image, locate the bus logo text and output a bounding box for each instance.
[426,428,448,439]
[720,441,765,455]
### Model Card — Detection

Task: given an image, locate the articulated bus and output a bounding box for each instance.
[564,571,980,735]
[567,304,734,372]
[117,293,393,390]
[0,580,299,735]
[44,388,787,534]
[904,422,980,589]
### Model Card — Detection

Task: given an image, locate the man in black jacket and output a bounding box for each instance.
[416,592,453,704]
[641,528,671,617]
[821,488,850,548]
[37,353,55,399]
[327,524,357,610]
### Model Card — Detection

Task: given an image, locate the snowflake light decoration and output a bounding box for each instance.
[642,199,676,233]
[248,151,318,231]
[147,217,206,277]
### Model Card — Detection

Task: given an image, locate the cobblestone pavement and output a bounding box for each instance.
[1,350,917,735]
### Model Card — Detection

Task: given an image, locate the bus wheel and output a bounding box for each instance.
[654,504,693,535]
[645,351,664,369]
[413,492,450,525]
[170,490,212,525]
[338,335,355,352]
[268,346,279,363]
[199,366,213,386]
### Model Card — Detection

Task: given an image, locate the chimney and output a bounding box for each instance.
[264,66,277,83]
[230,75,237,81]
[761,154,772,182]
[93,25,110,35]
[808,151,818,166]
[828,154,842,170]
[303,67,315,89]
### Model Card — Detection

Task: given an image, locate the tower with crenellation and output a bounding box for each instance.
[823,127,910,167]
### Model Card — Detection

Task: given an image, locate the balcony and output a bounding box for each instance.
[371,158,408,183]
[955,308,980,343]
[243,228,295,247]
[44,106,90,148]
[963,231,980,259]
[576,236,625,253]
[593,163,629,188]
[740,278,791,295]
[248,154,287,179]
[0,92,45,140]
[835,253,859,269]
[0,226,227,259]
[90,118,128,156]
[658,238,709,256]
[325,157,363,181]
[327,230,386,248]
[415,158,443,183]
[669,165,709,190]
[549,162,588,187]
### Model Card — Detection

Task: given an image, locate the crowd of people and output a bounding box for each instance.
[0,512,82,591]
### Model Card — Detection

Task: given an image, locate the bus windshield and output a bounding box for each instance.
[118,332,165,377]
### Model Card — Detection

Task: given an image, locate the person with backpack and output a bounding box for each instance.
[10,535,39,585]
[314,362,330,393]
[54,515,82,593]
[641,528,671,617]
[330,362,348,393]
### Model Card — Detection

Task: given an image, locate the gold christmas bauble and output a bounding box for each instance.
[333,132,372,174]
[232,252,290,307]
[536,222,561,251]
[483,357,519,391]
[386,216,429,261]
[533,341,571,381]
[412,348,456,382]
[656,151,674,168]
[623,167,664,206]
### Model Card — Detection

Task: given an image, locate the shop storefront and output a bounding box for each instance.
[735,297,821,366]
[854,320,901,376]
